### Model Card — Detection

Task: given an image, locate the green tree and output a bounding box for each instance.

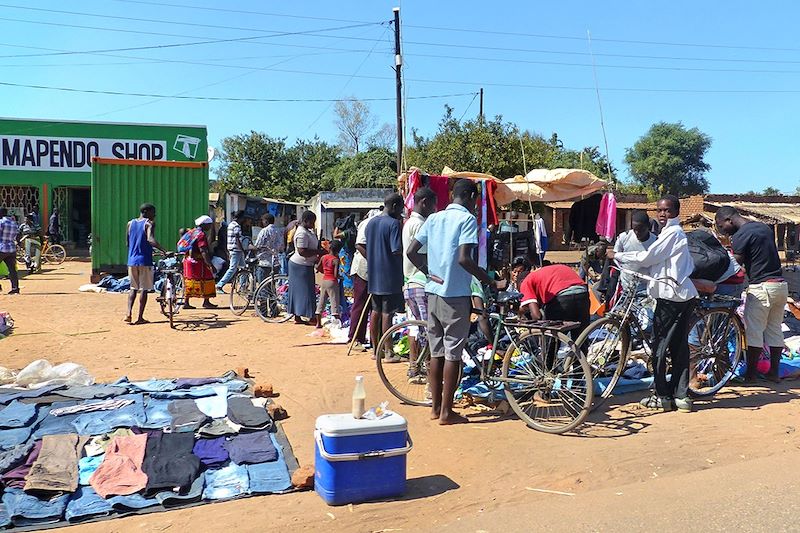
[214,131,292,198]
[325,147,396,189]
[214,132,341,202]
[762,186,782,196]
[334,98,394,155]
[624,122,712,197]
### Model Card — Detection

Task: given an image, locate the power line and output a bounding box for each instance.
[3,12,800,66]
[457,92,480,122]
[0,81,478,102]
[0,21,386,59]
[108,0,800,53]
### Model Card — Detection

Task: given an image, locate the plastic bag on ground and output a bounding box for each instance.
[13,359,94,389]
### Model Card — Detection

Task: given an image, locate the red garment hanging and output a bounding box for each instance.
[484,179,499,226]
[428,175,451,211]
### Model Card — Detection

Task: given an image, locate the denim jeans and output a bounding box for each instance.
[58,384,129,400]
[194,385,229,418]
[0,400,37,428]
[149,380,248,400]
[217,249,245,288]
[0,502,9,528]
[126,379,177,392]
[2,488,69,526]
[107,491,160,510]
[71,394,146,435]
[0,442,34,472]
[155,474,204,507]
[246,433,292,494]
[203,463,249,500]
[142,397,173,429]
[0,384,65,405]
[65,486,112,523]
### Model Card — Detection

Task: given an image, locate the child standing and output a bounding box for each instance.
[316,240,342,328]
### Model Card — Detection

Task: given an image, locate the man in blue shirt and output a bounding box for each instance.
[126,203,165,325]
[365,193,405,353]
[0,207,20,294]
[408,179,495,425]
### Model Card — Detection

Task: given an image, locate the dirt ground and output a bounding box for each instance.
[2,261,800,532]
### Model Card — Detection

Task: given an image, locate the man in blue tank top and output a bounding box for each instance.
[126,203,165,325]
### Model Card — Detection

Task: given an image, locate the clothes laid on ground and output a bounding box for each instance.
[24,433,81,493]
[224,430,278,464]
[142,431,200,495]
[0,373,295,528]
[89,433,149,498]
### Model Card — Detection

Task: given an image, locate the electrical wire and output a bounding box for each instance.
[0,81,477,102]
[108,0,800,53]
[457,92,479,122]
[0,21,386,59]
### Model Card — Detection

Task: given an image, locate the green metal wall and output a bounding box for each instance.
[91,159,209,273]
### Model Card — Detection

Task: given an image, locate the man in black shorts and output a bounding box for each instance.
[365,193,405,360]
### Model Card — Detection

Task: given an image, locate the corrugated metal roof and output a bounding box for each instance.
[706,201,800,224]
[322,200,383,209]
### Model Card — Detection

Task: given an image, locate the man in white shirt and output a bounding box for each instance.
[608,195,698,413]
[603,210,657,301]
[348,209,380,349]
[401,187,437,372]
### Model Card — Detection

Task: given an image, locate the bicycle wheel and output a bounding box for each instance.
[574,316,630,409]
[158,280,169,316]
[376,319,432,406]
[229,269,254,315]
[43,244,66,264]
[172,274,185,315]
[502,329,593,434]
[688,309,745,398]
[255,274,293,323]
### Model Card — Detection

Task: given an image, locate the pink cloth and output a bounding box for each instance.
[404,169,421,212]
[90,434,148,498]
[595,192,617,240]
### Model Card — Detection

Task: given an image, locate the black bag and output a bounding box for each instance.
[687,230,730,281]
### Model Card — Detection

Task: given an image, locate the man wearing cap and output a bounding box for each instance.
[182,215,218,309]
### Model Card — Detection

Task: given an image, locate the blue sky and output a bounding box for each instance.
[2,0,798,193]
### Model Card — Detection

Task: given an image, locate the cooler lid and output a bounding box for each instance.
[315,412,407,437]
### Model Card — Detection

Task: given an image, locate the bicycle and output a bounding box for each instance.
[375,292,594,435]
[575,266,745,407]
[229,249,260,315]
[154,252,184,329]
[15,237,66,271]
[254,270,292,323]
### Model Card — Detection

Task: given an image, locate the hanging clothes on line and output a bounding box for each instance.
[595,192,618,241]
[532,214,548,266]
[404,169,421,212]
[566,194,602,243]
[483,179,500,226]
[478,181,488,269]
[428,175,451,211]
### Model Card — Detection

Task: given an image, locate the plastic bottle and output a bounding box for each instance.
[352,376,366,419]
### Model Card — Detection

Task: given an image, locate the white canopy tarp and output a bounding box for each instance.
[500,168,606,205]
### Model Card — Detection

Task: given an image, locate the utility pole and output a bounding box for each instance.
[479,87,484,122]
[393,7,403,174]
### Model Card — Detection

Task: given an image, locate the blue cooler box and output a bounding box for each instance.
[314,412,412,505]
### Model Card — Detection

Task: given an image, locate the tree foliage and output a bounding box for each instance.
[624,122,712,197]
[406,106,614,179]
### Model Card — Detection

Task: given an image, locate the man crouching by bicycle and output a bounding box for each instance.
[607,194,698,413]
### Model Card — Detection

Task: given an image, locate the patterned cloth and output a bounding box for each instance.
[183,229,216,299]
[339,248,353,298]
[0,216,19,253]
[226,221,242,252]
[404,286,428,321]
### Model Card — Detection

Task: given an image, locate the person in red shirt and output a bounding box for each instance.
[519,261,590,341]
[315,240,342,328]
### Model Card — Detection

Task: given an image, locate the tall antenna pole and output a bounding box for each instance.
[587,30,614,185]
[479,87,484,121]
[393,7,403,174]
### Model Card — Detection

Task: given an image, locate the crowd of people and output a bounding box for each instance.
[0,205,63,294]
[4,178,790,423]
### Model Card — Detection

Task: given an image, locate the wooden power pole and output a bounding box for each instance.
[393,7,403,174]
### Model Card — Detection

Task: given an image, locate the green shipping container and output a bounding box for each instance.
[91,158,209,274]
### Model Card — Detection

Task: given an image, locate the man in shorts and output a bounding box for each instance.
[365,193,405,355]
[716,206,787,383]
[125,203,166,325]
[408,179,495,425]
[402,187,437,374]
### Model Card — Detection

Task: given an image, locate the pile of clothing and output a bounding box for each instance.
[0,370,294,528]
[0,313,12,340]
